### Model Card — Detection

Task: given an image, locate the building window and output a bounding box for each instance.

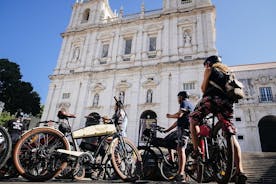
[181,0,192,4]
[149,37,157,51]
[82,9,90,22]
[62,93,70,99]
[119,91,125,104]
[146,89,153,103]
[237,135,244,140]
[183,82,195,90]
[259,87,273,102]
[92,93,99,107]
[124,39,132,55]
[235,117,241,122]
[102,44,109,58]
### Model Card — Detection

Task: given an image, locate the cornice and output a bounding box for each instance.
[61,5,215,38]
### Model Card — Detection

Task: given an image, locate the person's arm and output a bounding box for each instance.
[166,111,181,119]
[201,66,212,93]
[164,121,177,133]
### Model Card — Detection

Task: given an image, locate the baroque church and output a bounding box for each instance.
[41,0,276,152]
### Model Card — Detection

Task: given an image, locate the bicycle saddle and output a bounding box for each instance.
[57,110,76,119]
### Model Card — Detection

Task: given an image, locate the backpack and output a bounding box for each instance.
[209,69,245,103]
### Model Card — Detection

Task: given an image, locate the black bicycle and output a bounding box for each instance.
[0,126,12,170]
[138,125,179,180]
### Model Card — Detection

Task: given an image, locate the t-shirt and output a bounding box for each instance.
[177,99,194,128]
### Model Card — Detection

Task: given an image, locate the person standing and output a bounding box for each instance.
[164,91,194,183]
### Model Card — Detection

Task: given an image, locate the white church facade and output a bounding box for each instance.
[41,0,276,152]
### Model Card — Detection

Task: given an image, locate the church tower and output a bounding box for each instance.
[68,0,115,29]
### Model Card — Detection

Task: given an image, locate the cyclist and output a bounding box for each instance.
[164,91,194,183]
[189,55,247,184]
[5,110,25,145]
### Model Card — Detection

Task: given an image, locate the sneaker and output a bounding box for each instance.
[235,172,247,184]
[170,174,189,184]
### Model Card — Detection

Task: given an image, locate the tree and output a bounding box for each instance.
[0,59,41,115]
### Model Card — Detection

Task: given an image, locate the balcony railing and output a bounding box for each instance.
[258,95,276,103]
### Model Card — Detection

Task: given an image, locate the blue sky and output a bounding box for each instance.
[0,0,276,104]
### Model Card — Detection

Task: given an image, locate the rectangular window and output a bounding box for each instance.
[124,39,132,55]
[102,44,109,58]
[62,93,70,99]
[183,82,195,90]
[259,87,273,102]
[181,0,192,4]
[149,37,157,51]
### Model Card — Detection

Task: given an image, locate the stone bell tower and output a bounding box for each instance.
[67,0,116,29]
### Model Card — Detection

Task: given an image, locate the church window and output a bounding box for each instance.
[149,37,157,51]
[82,9,90,22]
[259,87,273,102]
[93,93,99,107]
[124,39,132,55]
[183,82,195,90]
[146,89,153,103]
[102,44,109,58]
[181,0,192,4]
[119,91,125,104]
[62,93,70,99]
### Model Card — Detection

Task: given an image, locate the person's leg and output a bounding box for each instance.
[233,136,243,173]
[189,97,212,152]
[177,146,186,176]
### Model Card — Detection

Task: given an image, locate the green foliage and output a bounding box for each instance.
[0,59,41,116]
[0,111,13,126]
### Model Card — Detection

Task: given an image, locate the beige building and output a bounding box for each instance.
[42,0,276,152]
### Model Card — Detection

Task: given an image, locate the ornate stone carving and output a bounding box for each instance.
[93,82,106,92]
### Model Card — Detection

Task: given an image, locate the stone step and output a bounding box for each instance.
[242,152,276,183]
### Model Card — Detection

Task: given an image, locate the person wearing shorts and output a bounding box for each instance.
[164,91,194,183]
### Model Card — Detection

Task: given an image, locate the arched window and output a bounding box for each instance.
[146,89,153,103]
[119,91,125,104]
[92,93,99,107]
[82,9,90,22]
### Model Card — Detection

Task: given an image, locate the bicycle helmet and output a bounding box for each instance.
[203,55,222,66]
[177,91,189,99]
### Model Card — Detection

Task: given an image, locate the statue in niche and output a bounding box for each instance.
[183,30,192,47]
[72,47,80,61]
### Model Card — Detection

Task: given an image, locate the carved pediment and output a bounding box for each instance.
[116,80,132,90]
[93,83,106,92]
[142,78,159,88]
[57,102,71,109]
[254,75,273,85]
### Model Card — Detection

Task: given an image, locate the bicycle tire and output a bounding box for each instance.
[13,127,70,181]
[139,148,159,180]
[213,133,234,184]
[159,152,178,181]
[0,126,12,170]
[110,137,142,182]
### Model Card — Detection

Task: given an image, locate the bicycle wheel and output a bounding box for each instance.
[159,152,178,181]
[110,137,142,182]
[212,130,234,184]
[0,126,12,170]
[13,127,70,181]
[139,148,159,180]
